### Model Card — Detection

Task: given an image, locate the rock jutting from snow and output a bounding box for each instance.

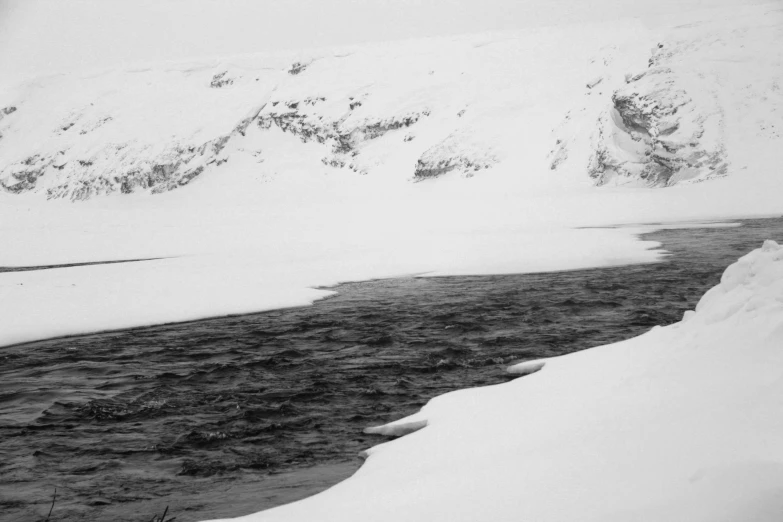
[210,71,235,89]
[1,6,781,199]
[256,101,432,173]
[414,131,498,180]
[587,66,727,186]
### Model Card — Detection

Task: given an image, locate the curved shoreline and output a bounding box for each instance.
[2,218,780,521]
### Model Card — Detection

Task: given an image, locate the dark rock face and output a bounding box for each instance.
[210,72,234,88]
[0,155,50,193]
[288,62,309,75]
[0,106,17,138]
[413,155,494,180]
[587,67,727,186]
[360,113,426,140]
[256,101,431,170]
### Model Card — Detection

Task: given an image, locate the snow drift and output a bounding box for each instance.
[207,239,783,521]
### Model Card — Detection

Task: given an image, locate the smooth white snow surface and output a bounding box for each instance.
[207,240,783,522]
[0,0,781,348]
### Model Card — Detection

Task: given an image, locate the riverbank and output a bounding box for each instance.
[1,218,779,521]
[214,237,783,522]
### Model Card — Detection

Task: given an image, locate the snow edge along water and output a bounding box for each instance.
[0,221,739,349]
[207,239,783,522]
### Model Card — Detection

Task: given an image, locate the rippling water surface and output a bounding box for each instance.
[1,218,781,521]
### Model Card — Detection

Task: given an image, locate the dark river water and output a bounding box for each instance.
[1,218,781,522]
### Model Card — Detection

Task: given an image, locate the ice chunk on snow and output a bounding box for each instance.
[506,359,546,375]
[363,419,428,438]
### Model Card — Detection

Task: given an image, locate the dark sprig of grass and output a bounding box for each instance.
[149,505,176,522]
[44,488,56,521]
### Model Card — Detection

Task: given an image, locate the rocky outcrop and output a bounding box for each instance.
[548,139,568,171]
[0,154,51,193]
[27,132,237,200]
[587,67,727,186]
[288,62,309,75]
[0,106,16,140]
[257,100,430,169]
[414,133,498,180]
[210,72,235,88]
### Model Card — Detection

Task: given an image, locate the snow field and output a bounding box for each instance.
[0,2,781,347]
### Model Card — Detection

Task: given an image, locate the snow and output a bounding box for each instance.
[206,240,783,522]
[1,1,781,348]
[0,0,781,521]
[506,359,546,375]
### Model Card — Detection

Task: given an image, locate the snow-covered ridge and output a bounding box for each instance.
[1,4,781,199]
[211,240,783,521]
[552,6,783,187]
[0,40,510,200]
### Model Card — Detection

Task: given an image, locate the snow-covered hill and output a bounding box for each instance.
[1,3,780,199]
[0,2,781,348]
[0,35,549,199]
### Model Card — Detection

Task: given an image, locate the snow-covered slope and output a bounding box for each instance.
[0,33,549,199]
[0,2,781,349]
[1,3,781,198]
[550,4,783,187]
[207,240,783,522]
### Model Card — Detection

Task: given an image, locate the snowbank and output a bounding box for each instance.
[0,218,665,347]
[208,240,783,522]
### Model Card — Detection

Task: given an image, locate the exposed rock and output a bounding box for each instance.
[40,131,237,200]
[288,62,309,75]
[359,112,426,140]
[0,155,52,193]
[79,116,113,135]
[549,139,568,170]
[586,76,603,89]
[414,133,498,180]
[210,72,234,88]
[256,101,431,168]
[233,105,266,136]
[587,66,727,186]
[0,107,14,139]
